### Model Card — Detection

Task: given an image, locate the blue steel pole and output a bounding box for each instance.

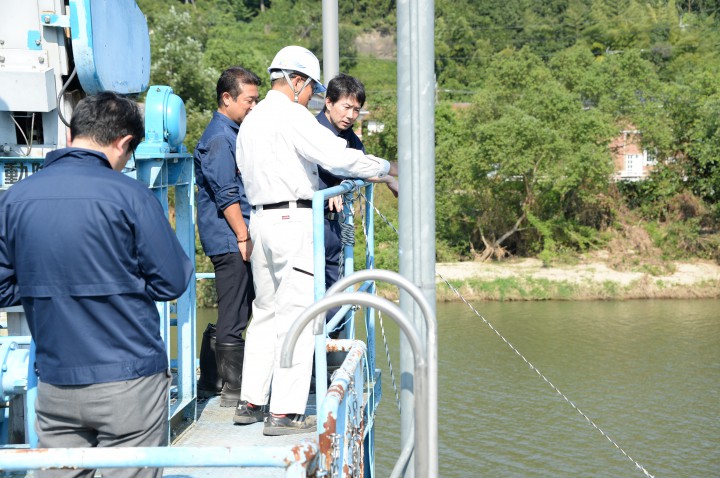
[364,184,376,379]
[364,183,377,478]
[342,190,355,338]
[312,192,330,424]
[0,444,318,471]
[27,340,38,448]
[171,157,197,425]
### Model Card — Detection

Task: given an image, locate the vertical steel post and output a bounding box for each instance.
[364,184,377,384]
[311,195,329,420]
[364,184,377,477]
[171,159,197,425]
[26,341,38,448]
[322,0,340,83]
[397,0,436,476]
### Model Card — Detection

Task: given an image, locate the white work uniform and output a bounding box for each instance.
[237,90,389,414]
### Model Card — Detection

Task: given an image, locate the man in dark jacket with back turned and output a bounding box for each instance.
[0,92,193,478]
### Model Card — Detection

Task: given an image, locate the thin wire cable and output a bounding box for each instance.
[10,114,35,156]
[358,190,402,413]
[360,190,656,478]
[378,310,401,412]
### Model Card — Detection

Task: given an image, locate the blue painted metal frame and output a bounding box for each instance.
[132,149,197,434]
[68,0,151,95]
[318,339,367,475]
[0,443,319,476]
[0,337,32,445]
[311,180,380,477]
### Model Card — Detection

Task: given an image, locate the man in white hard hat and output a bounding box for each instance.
[233,45,396,435]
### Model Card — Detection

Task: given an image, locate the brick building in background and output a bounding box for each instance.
[610,128,657,181]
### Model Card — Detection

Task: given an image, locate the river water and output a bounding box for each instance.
[198,298,719,477]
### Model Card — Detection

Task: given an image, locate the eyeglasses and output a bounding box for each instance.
[312,81,324,95]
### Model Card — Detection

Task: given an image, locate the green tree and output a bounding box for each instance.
[436,47,616,260]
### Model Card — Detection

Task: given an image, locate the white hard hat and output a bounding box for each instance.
[268,45,326,93]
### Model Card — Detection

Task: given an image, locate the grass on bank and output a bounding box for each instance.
[374,275,720,302]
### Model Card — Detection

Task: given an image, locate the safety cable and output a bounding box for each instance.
[358,189,656,478]
[355,192,402,413]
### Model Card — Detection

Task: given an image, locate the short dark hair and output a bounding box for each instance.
[216,67,261,107]
[326,73,366,107]
[70,92,144,152]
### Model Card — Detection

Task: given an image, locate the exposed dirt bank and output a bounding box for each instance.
[376,258,720,301]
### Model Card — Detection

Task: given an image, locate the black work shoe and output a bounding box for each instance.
[263,414,317,436]
[233,400,265,425]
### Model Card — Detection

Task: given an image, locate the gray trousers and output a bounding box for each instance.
[35,371,171,478]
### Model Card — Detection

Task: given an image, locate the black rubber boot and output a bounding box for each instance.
[197,323,222,397]
[216,342,244,407]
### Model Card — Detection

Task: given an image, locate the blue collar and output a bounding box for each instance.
[212,110,240,133]
[43,147,113,169]
[316,108,342,137]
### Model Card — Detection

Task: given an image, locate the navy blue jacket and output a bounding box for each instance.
[0,148,193,385]
[315,109,366,193]
[194,112,251,257]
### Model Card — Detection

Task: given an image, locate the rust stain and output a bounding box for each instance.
[290,443,302,462]
[326,340,349,353]
[318,412,337,472]
[358,418,366,477]
[327,382,346,401]
[286,442,318,473]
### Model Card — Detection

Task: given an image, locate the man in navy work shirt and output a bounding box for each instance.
[0,92,193,478]
[316,74,398,333]
[194,67,260,408]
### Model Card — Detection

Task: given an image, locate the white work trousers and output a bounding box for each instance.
[241,205,316,414]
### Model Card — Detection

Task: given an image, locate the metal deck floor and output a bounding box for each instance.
[164,395,318,477]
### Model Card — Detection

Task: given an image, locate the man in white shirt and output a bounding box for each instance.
[234,45,396,435]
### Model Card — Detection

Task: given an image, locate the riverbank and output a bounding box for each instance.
[380,257,720,301]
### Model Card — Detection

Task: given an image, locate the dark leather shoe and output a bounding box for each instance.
[263,414,317,436]
[233,400,265,425]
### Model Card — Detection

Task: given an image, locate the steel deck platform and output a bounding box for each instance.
[164,395,318,477]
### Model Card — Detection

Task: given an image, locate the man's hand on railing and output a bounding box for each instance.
[328,195,343,212]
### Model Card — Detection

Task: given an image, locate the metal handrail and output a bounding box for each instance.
[311,179,368,406]
[318,339,367,474]
[320,269,438,477]
[0,443,318,474]
[280,290,432,478]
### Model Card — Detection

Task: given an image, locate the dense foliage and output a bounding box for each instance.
[136,0,720,303]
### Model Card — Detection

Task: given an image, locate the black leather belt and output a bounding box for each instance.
[254,199,312,210]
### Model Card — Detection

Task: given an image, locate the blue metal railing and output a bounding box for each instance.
[0,443,319,476]
[311,179,372,404]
